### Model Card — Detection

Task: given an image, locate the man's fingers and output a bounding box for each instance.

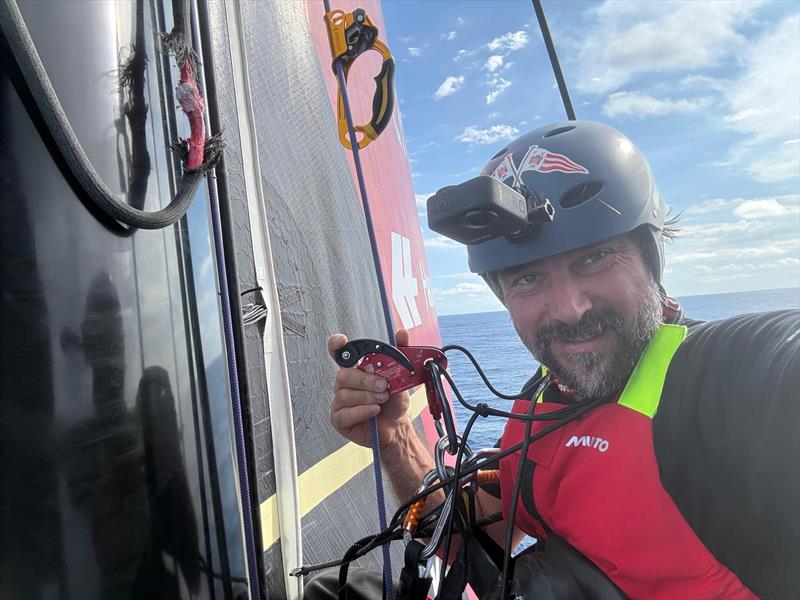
[334,386,389,409]
[334,367,389,394]
[328,333,348,360]
[331,404,380,432]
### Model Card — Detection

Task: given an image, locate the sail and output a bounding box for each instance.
[202,0,443,595]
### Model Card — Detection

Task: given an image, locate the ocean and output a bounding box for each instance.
[438,287,800,451]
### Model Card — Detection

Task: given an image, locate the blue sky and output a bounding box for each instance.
[379,0,800,315]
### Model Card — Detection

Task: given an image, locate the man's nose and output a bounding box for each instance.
[547,276,593,325]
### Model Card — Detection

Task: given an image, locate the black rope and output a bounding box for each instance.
[437,408,480,599]
[442,344,543,400]
[296,390,604,589]
[502,392,538,599]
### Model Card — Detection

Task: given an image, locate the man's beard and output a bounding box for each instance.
[515,281,663,401]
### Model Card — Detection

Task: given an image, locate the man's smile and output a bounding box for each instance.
[551,326,613,356]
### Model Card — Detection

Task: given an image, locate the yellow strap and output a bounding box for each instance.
[618,323,687,418]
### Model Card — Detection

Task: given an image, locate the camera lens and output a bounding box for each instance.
[462,210,497,229]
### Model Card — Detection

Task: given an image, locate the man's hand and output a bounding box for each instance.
[328,330,411,450]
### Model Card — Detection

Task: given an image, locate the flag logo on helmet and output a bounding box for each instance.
[490,153,518,184]
[490,144,589,187]
[520,145,588,174]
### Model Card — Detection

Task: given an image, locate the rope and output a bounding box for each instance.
[323,2,395,598]
[188,2,262,598]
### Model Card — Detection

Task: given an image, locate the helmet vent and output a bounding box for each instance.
[490,146,509,160]
[560,181,604,208]
[544,125,575,138]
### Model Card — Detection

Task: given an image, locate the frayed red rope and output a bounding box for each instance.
[176,56,206,169]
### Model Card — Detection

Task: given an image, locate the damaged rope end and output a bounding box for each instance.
[162,29,208,169]
[160,29,200,73]
[170,132,224,172]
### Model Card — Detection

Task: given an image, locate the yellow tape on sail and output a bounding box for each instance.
[260,386,429,549]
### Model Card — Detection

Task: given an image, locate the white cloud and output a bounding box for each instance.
[443,31,457,41]
[486,78,511,105]
[685,256,800,283]
[722,14,799,142]
[723,108,761,124]
[669,244,794,264]
[679,74,727,92]
[574,1,761,94]
[774,257,800,268]
[424,236,463,249]
[602,91,713,118]
[456,16,466,26]
[681,220,756,239]
[691,271,752,283]
[408,47,422,57]
[434,75,465,99]
[684,194,800,215]
[487,31,529,53]
[675,196,799,258]
[436,282,488,296]
[664,188,799,292]
[484,55,504,72]
[455,124,519,144]
[733,198,800,219]
[685,198,739,215]
[716,14,800,182]
[744,139,800,183]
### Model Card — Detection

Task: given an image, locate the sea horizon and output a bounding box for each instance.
[437,286,800,318]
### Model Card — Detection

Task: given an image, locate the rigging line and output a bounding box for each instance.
[532,0,576,121]
[322,2,394,597]
[298,392,601,580]
[188,1,261,598]
[437,410,481,598]
[500,374,549,599]
[442,343,545,400]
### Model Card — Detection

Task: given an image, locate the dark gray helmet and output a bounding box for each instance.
[469,121,666,284]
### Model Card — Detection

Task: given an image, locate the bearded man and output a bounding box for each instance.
[316,122,799,599]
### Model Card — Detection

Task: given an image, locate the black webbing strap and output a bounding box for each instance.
[399,540,432,600]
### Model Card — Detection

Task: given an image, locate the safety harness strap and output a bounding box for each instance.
[398,541,431,600]
[618,323,687,418]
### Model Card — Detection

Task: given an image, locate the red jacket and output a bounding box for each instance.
[498,325,756,599]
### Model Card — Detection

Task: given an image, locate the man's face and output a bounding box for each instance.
[495,233,662,401]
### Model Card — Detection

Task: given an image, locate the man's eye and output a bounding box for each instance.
[582,250,612,267]
[512,273,540,288]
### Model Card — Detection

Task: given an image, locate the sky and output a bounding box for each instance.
[378,0,800,315]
